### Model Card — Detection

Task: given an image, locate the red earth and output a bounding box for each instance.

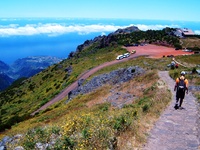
[31,44,193,115]
[124,44,194,58]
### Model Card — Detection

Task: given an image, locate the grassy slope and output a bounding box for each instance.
[5,61,172,149]
[180,37,200,48]
[2,54,200,149]
[0,32,200,149]
[0,43,126,131]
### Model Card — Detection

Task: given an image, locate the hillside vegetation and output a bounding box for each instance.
[0,44,126,131]
[0,26,200,149]
[180,37,200,50]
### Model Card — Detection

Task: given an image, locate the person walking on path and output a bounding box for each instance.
[143,71,199,150]
[174,71,188,109]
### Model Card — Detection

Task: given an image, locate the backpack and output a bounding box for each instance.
[177,77,186,92]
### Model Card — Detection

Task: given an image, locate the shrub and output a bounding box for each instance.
[82,128,90,139]
[55,84,60,89]
[142,104,150,112]
[113,115,126,131]
[46,87,52,93]
[39,98,49,107]
[192,68,197,74]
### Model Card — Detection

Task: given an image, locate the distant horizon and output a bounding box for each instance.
[0,18,200,64]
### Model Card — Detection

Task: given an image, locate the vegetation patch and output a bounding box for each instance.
[4,70,171,149]
[1,27,200,149]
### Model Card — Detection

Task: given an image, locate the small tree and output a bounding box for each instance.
[174,43,182,50]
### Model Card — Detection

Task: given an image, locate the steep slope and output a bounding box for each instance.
[0,73,14,91]
[0,25,199,149]
[0,26,199,141]
[0,61,12,91]
[0,60,10,72]
[0,40,127,131]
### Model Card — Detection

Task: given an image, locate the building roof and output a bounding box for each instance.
[182,28,195,36]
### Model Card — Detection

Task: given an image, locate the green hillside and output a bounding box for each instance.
[0,44,126,130]
[0,27,200,149]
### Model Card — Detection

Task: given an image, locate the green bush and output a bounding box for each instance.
[113,115,126,131]
[142,104,150,112]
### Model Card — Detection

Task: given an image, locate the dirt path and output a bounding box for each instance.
[31,44,193,116]
[143,71,200,150]
[31,55,139,115]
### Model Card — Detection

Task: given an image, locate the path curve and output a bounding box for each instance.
[31,44,193,116]
[31,54,142,115]
[143,71,199,150]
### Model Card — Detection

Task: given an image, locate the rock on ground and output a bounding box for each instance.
[67,66,144,100]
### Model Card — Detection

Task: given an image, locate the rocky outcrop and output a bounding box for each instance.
[0,136,11,150]
[68,26,140,58]
[106,91,134,108]
[67,66,145,100]
[112,26,140,35]
[68,36,105,59]
[0,135,24,150]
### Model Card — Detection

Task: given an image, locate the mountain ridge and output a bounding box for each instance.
[0,25,199,149]
[0,56,63,91]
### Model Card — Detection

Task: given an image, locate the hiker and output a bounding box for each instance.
[174,71,188,109]
[171,61,175,69]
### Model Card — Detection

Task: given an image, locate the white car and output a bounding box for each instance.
[123,53,130,58]
[116,55,124,60]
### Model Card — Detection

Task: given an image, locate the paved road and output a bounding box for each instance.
[143,71,200,150]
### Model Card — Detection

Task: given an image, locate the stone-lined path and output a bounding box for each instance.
[143,71,199,150]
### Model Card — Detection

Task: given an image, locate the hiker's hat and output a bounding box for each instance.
[181,71,186,75]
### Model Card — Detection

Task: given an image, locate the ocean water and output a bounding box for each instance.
[0,18,200,64]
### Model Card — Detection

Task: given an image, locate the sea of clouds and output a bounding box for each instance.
[1,23,195,37]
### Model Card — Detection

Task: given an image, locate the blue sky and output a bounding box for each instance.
[0,0,199,21]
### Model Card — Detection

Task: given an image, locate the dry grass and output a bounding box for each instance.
[117,73,171,149]
[180,37,200,48]
[3,69,172,149]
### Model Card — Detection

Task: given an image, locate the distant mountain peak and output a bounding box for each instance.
[113,26,140,34]
[0,56,63,91]
[0,60,10,72]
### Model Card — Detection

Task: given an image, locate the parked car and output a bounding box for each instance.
[116,55,124,60]
[123,53,130,58]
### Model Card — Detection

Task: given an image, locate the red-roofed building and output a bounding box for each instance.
[182,28,195,36]
[174,28,195,37]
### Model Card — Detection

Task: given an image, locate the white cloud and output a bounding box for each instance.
[0,23,180,37]
[134,24,180,31]
[194,30,200,35]
[0,23,123,37]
